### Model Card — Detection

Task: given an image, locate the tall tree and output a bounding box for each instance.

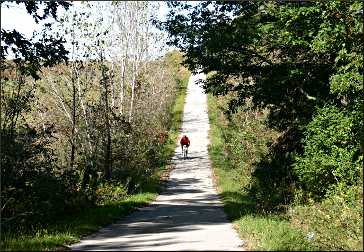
[159,1,363,201]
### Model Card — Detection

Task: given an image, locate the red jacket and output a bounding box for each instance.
[180,136,190,146]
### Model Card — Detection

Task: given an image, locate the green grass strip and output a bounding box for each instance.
[207,94,316,251]
[1,193,155,251]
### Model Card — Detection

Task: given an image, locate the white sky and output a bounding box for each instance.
[1,1,172,58]
[1,1,42,39]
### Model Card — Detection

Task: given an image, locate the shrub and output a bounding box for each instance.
[289,184,363,251]
[293,105,362,199]
[0,127,66,230]
[96,181,128,205]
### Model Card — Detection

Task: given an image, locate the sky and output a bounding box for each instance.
[1,1,172,58]
[1,1,170,36]
[1,1,42,39]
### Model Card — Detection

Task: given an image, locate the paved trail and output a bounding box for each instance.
[70,74,243,251]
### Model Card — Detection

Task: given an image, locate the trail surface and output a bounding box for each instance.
[70,74,243,251]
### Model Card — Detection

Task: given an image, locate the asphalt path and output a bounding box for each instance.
[70,73,243,251]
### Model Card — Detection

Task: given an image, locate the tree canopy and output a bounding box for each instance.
[160,1,362,127]
[160,0,363,200]
[1,1,71,79]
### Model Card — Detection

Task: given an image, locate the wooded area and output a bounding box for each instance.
[160,1,362,250]
[1,1,189,239]
[0,0,362,250]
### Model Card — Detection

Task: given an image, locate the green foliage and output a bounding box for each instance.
[238,215,316,251]
[170,1,363,249]
[293,105,362,198]
[290,184,363,251]
[106,50,189,193]
[0,49,189,251]
[0,50,189,236]
[1,1,71,79]
[207,94,315,251]
[96,181,128,205]
[1,1,189,248]
[207,93,296,211]
[1,190,157,251]
[162,0,363,125]
[208,93,362,251]
[0,126,65,230]
[162,0,363,204]
[330,49,363,97]
[0,1,74,231]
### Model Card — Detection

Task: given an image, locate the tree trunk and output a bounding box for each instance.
[119,56,126,116]
[76,68,93,153]
[110,62,116,109]
[104,124,112,180]
[70,22,77,170]
[100,56,112,180]
[70,66,76,170]
[129,74,136,123]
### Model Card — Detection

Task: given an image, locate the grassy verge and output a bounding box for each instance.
[0,73,190,251]
[207,94,316,251]
[162,73,190,163]
[1,194,156,251]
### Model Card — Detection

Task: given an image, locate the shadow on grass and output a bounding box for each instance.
[209,142,290,219]
[0,198,155,251]
[219,191,258,220]
[55,199,153,235]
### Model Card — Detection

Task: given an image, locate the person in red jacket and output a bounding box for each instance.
[180,135,190,154]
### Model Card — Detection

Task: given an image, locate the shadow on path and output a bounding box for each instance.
[70,73,242,251]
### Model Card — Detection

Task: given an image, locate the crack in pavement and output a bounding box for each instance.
[70,73,244,251]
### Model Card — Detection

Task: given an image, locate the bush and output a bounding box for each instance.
[96,181,128,205]
[0,127,66,230]
[293,105,362,199]
[289,184,363,251]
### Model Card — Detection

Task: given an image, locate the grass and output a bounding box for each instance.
[207,94,316,251]
[169,75,189,137]
[0,73,190,251]
[1,194,155,251]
